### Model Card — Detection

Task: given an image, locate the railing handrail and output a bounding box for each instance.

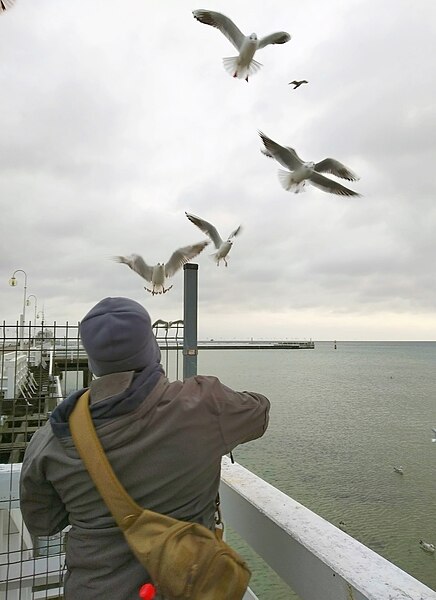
[1,460,435,599]
[220,457,436,600]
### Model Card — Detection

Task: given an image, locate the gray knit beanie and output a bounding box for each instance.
[79,297,160,376]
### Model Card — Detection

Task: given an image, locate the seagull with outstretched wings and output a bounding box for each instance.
[259,131,360,197]
[289,80,308,89]
[113,241,209,295]
[185,212,241,267]
[193,9,290,81]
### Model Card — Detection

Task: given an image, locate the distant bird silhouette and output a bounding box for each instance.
[192,9,290,82]
[1,0,15,13]
[259,131,360,197]
[393,466,404,475]
[419,540,435,553]
[289,80,308,89]
[431,427,436,442]
[113,241,209,295]
[185,212,242,267]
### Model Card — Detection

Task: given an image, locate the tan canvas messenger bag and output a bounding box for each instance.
[69,390,251,599]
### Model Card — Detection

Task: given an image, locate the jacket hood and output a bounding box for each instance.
[50,366,164,438]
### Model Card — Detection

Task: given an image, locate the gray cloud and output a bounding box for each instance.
[1,0,436,339]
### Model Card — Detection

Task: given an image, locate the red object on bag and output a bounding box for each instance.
[139,583,156,600]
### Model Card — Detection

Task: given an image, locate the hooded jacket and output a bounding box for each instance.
[20,370,270,600]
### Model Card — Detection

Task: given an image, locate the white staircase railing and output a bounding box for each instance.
[0,353,28,400]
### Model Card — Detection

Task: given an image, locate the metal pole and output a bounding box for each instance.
[23,276,27,327]
[27,294,38,334]
[10,269,28,349]
[183,263,198,380]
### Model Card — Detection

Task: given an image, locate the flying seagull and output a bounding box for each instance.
[1,0,15,12]
[113,241,209,295]
[185,212,241,267]
[289,80,308,89]
[259,131,360,197]
[431,427,436,442]
[192,9,291,82]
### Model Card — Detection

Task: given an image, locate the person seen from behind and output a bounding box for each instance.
[20,297,270,599]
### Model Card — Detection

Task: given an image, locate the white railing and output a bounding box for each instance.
[0,353,28,400]
[53,375,63,406]
[220,458,436,600]
[1,459,435,599]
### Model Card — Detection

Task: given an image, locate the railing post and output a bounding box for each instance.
[183,263,198,380]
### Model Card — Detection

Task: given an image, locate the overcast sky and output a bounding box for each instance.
[1,0,436,340]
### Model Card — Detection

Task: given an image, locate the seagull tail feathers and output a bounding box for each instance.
[209,250,225,265]
[278,169,306,193]
[222,56,262,80]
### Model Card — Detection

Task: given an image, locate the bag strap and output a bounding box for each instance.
[69,390,142,529]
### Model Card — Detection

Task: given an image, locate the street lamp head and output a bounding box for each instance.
[27,294,37,307]
[9,276,17,287]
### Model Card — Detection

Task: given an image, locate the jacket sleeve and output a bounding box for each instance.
[19,429,70,537]
[199,376,270,453]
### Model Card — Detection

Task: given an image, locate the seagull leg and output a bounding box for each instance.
[245,76,249,83]
[233,72,237,78]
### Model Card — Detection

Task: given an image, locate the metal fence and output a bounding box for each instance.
[0,318,185,599]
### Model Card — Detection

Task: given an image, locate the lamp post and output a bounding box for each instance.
[9,269,28,347]
[36,309,45,344]
[27,294,38,334]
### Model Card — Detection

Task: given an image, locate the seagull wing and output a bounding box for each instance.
[258,31,291,49]
[192,10,245,50]
[315,158,360,181]
[165,241,209,278]
[112,254,153,282]
[185,212,223,248]
[259,131,303,170]
[228,225,242,240]
[1,0,15,12]
[309,172,360,197]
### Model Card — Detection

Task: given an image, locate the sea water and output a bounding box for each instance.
[63,341,436,597]
[198,342,436,598]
